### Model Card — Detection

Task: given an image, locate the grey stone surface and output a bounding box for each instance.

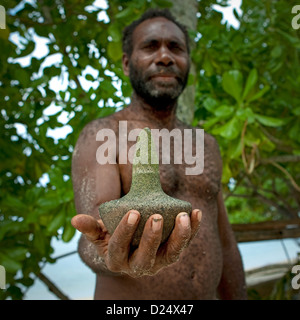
[99,128,192,247]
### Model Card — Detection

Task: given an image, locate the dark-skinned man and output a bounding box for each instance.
[71,8,247,300]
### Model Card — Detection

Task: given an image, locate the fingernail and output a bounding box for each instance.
[152,215,162,232]
[197,210,202,222]
[179,213,190,229]
[128,211,139,225]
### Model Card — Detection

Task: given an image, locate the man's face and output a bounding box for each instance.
[124,17,190,108]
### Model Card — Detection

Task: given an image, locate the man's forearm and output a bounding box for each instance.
[217,245,248,300]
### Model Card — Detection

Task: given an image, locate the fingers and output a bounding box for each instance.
[156,209,202,266]
[109,210,140,248]
[105,210,140,272]
[71,214,105,242]
[128,214,163,277]
[190,209,202,239]
[161,212,191,263]
[72,209,202,277]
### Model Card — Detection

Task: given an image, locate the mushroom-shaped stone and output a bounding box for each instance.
[99,127,192,247]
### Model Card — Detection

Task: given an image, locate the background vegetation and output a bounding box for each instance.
[0,0,299,299]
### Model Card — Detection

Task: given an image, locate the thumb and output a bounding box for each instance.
[71,214,105,241]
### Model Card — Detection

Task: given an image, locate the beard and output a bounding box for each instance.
[129,61,190,110]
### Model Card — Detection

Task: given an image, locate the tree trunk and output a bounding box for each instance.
[232,219,300,242]
[170,0,198,125]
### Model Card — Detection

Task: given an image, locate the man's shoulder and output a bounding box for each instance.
[78,112,121,140]
[176,119,220,150]
[203,131,219,149]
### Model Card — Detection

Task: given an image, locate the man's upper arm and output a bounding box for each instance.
[209,135,247,299]
[72,119,121,219]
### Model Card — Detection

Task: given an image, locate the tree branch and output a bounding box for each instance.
[242,175,297,219]
[259,125,294,153]
[37,272,70,300]
[260,155,300,163]
[264,160,300,192]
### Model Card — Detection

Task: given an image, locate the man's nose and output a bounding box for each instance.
[154,46,174,66]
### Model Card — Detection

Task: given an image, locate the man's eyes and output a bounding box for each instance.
[143,41,159,50]
[141,41,184,52]
[169,42,184,51]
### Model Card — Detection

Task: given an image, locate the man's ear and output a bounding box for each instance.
[122,53,130,77]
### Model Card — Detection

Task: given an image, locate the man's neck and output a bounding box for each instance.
[128,92,178,129]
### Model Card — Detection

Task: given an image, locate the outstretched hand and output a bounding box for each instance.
[71,209,202,278]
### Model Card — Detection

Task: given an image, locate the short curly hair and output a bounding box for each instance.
[122,8,190,58]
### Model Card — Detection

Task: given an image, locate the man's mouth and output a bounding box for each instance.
[150,73,178,81]
[149,67,179,78]
[152,72,176,76]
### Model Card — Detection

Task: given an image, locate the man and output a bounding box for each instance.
[71,8,247,300]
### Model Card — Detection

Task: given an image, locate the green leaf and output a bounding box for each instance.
[108,24,122,42]
[242,69,257,101]
[16,68,31,87]
[115,7,134,19]
[2,195,27,212]
[153,0,173,8]
[260,135,276,152]
[0,253,22,273]
[8,247,27,260]
[211,117,241,140]
[47,210,65,234]
[43,66,61,79]
[271,46,283,59]
[233,8,241,22]
[33,228,48,255]
[222,162,232,183]
[222,70,243,104]
[203,97,218,112]
[276,29,300,47]
[247,85,270,103]
[36,192,61,210]
[213,105,235,118]
[254,114,287,127]
[19,277,34,287]
[48,166,64,188]
[18,41,35,58]
[203,55,214,77]
[62,222,76,242]
[85,74,95,81]
[202,117,221,131]
[289,120,300,139]
[292,107,300,116]
[107,41,123,62]
[244,127,261,147]
[236,107,255,123]
[121,81,132,97]
[228,137,242,159]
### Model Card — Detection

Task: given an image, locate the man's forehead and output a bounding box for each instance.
[132,17,186,44]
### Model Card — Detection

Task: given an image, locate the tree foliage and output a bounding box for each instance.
[193,0,300,223]
[0,0,299,299]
